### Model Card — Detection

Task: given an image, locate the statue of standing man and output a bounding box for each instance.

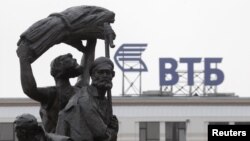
[56,57,118,141]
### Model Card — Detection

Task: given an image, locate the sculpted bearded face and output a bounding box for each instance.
[91,67,114,90]
[90,57,115,90]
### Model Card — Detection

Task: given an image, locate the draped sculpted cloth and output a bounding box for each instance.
[17,5,115,63]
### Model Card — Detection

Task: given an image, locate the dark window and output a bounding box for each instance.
[140,122,160,141]
[0,123,14,141]
[209,122,229,125]
[165,122,186,141]
[235,122,250,125]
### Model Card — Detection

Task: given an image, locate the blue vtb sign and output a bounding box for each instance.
[159,58,225,86]
[114,44,148,72]
[113,43,225,86]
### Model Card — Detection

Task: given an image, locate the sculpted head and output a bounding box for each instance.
[50,53,83,79]
[14,114,39,141]
[90,57,115,90]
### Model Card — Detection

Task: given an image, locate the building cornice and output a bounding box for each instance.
[0,97,250,106]
[113,97,250,106]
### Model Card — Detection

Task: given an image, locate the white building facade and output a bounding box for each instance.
[0,96,250,141]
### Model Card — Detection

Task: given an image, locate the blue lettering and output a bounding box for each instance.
[159,58,179,85]
[180,58,202,85]
[204,58,224,85]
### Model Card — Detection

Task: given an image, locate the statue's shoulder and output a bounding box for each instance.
[76,86,92,101]
[63,86,89,112]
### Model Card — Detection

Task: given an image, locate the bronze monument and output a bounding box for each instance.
[16,5,118,141]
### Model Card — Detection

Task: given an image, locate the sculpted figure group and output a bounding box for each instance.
[16,5,118,141]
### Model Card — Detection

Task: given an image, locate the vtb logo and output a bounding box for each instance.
[114,44,148,72]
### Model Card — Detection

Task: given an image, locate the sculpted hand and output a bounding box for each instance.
[104,23,116,48]
[109,115,119,132]
[16,44,34,63]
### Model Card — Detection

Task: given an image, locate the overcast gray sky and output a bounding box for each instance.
[1,0,250,97]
